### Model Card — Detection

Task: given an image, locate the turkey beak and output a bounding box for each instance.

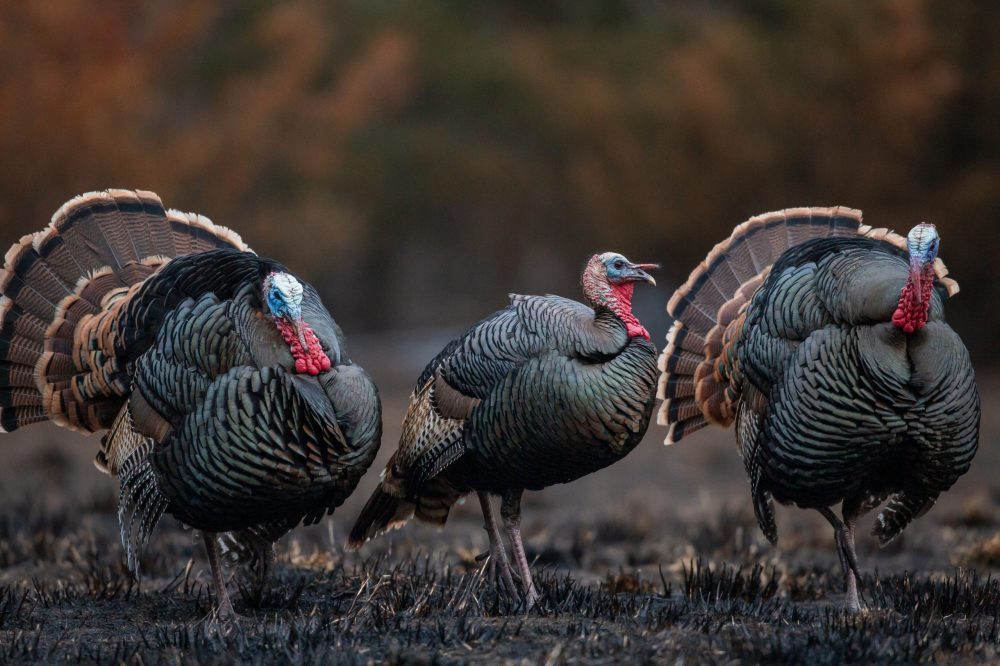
[627,262,659,286]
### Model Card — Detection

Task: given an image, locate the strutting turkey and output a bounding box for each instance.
[0,190,382,618]
[348,252,659,608]
[658,207,980,612]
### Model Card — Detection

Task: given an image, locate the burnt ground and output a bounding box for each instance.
[0,336,998,664]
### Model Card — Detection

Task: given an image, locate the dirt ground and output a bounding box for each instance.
[0,333,998,664]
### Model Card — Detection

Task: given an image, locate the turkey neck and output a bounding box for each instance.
[892,262,935,334]
[592,282,649,340]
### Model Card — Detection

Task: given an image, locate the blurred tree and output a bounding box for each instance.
[0,0,996,362]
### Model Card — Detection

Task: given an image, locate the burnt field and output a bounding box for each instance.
[1,342,998,664]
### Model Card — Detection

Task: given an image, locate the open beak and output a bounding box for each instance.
[626,262,659,286]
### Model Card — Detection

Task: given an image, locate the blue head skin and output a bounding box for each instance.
[907,223,939,306]
[893,223,942,332]
[264,272,308,348]
[581,252,659,338]
[599,252,658,286]
[907,223,940,269]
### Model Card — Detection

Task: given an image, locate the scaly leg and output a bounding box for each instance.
[841,515,860,613]
[818,507,861,613]
[501,490,539,609]
[202,531,237,620]
[253,541,275,601]
[478,492,517,597]
[840,499,865,613]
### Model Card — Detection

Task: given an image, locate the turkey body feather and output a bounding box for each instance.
[422,295,657,493]
[112,248,381,548]
[358,294,656,529]
[351,251,660,608]
[132,276,375,532]
[659,207,980,612]
[732,237,979,541]
[0,190,381,616]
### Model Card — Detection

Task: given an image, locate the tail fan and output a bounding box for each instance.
[657,207,865,445]
[0,189,250,434]
[658,207,962,446]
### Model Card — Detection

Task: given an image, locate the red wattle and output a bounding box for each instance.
[892,267,934,334]
[609,282,650,340]
[275,318,333,376]
[625,321,651,340]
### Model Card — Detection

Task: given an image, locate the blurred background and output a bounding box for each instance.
[0,0,997,364]
[1,0,1000,603]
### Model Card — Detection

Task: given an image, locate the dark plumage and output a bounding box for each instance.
[659,207,979,611]
[349,252,659,607]
[0,190,381,617]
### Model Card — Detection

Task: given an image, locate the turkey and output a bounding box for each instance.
[348,252,659,607]
[0,189,381,618]
[659,207,980,612]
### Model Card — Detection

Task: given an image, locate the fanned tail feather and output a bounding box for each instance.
[657,207,866,445]
[0,189,250,434]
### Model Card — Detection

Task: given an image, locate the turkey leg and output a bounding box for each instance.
[247,537,276,602]
[202,531,237,620]
[478,492,517,596]
[257,545,275,600]
[818,507,862,613]
[501,490,539,609]
[840,514,861,612]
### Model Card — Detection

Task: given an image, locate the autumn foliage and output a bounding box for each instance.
[0,1,997,361]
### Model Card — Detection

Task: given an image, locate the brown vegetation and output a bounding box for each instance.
[0,1,997,361]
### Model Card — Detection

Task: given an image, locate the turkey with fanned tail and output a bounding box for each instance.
[658,207,979,612]
[0,190,382,618]
[349,252,659,609]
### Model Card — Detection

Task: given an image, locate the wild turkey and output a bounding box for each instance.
[348,252,659,607]
[0,190,382,617]
[659,207,980,612]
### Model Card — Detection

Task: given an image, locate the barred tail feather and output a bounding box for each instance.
[0,189,251,434]
[347,487,414,549]
[657,206,865,445]
[118,451,168,576]
[348,473,463,549]
[871,491,935,546]
[111,403,167,576]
